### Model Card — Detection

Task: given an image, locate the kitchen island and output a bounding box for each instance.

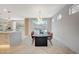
[0,31,22,48]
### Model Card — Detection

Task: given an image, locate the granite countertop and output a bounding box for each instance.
[32,33,49,37]
[0,31,19,33]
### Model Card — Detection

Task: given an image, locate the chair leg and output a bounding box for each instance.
[49,40,53,45]
[32,39,34,45]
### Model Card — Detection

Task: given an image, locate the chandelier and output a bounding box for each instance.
[36,10,44,25]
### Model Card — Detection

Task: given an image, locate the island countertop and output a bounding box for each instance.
[0,31,22,48]
[0,31,19,33]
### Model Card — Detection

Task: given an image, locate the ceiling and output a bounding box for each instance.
[0,4,66,20]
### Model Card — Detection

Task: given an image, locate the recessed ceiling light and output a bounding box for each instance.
[3,8,7,12]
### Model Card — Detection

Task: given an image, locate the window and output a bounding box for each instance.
[32,18,47,25]
[32,18,48,34]
[13,21,16,31]
[69,4,79,15]
[12,20,24,32]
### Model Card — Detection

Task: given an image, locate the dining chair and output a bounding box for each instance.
[31,31,35,45]
[48,32,53,45]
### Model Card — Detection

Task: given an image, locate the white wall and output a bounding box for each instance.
[52,4,79,53]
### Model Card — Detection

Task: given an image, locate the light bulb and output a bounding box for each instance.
[3,8,7,12]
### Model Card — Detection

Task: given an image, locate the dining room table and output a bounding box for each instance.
[32,34,51,46]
